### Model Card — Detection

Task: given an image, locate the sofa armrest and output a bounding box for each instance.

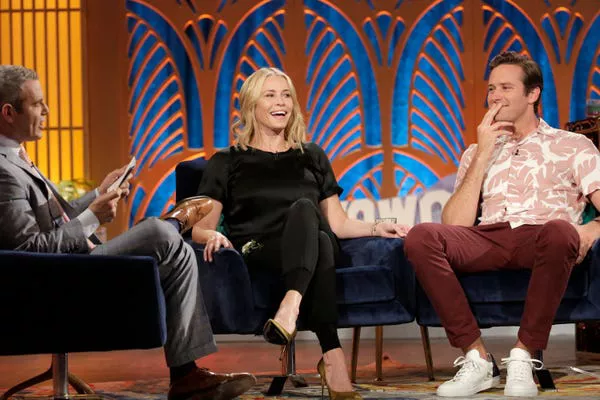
[188,242,257,333]
[0,250,166,355]
[584,240,600,310]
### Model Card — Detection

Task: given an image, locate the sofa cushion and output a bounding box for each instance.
[336,265,395,305]
[251,264,396,309]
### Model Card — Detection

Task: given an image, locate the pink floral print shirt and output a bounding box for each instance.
[455,119,600,227]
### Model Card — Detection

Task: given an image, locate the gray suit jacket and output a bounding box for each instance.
[0,148,96,253]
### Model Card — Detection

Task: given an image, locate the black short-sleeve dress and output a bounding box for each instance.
[197,142,342,250]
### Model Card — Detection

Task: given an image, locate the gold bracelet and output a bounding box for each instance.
[371,218,398,236]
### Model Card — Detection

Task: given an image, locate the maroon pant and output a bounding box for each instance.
[404,220,580,351]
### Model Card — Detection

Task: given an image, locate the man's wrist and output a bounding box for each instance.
[474,146,494,160]
[77,209,100,237]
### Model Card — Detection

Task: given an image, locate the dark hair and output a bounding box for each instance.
[489,51,543,114]
[0,65,38,113]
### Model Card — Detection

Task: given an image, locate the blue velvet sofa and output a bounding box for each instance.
[176,158,416,388]
[177,157,600,388]
[0,250,167,399]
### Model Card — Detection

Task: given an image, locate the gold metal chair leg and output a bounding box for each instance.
[0,355,97,400]
[68,373,94,394]
[375,325,383,381]
[420,325,435,381]
[0,366,52,400]
[350,327,361,383]
[267,339,306,396]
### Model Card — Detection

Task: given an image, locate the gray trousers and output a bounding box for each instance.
[91,218,217,367]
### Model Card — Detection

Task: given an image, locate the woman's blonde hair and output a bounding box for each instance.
[233,67,306,151]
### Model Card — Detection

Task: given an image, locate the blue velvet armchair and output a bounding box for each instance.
[0,250,167,399]
[175,157,416,391]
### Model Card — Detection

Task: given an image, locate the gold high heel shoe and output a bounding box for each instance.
[263,318,297,345]
[316,358,362,399]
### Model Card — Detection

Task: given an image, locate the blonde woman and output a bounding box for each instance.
[193,67,410,399]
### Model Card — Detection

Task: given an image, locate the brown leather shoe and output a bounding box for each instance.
[160,196,213,233]
[168,368,256,400]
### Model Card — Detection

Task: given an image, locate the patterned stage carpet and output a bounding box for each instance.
[7,361,600,399]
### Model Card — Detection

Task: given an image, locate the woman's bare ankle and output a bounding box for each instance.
[322,348,353,392]
[273,306,298,334]
[274,290,301,334]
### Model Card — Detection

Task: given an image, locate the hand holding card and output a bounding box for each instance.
[107,157,136,193]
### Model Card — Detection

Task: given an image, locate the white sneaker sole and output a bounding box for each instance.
[437,375,501,397]
[504,385,538,397]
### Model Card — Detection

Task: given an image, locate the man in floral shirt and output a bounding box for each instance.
[405,51,600,398]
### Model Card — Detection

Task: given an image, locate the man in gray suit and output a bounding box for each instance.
[0,65,256,400]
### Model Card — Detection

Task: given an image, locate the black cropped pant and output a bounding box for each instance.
[244,198,341,353]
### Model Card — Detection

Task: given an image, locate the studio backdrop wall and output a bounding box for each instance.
[122,0,599,226]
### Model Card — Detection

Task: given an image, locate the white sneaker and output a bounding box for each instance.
[502,348,544,397]
[436,349,501,397]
